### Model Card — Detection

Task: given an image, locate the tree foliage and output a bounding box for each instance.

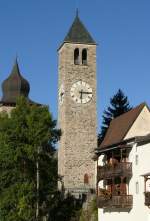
[98,89,132,145]
[0,97,60,221]
[48,193,82,221]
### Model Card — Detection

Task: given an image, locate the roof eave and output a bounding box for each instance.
[96,133,150,155]
[96,137,136,154]
[0,98,42,107]
[57,41,97,51]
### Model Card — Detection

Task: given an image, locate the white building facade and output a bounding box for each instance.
[97,103,150,221]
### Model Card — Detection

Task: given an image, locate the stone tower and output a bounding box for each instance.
[58,14,97,194]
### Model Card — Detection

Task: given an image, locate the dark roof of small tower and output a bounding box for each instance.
[0,59,39,106]
[63,14,96,45]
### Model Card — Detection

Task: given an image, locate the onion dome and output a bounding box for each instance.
[0,59,30,105]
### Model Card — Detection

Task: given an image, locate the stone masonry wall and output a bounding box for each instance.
[58,43,97,191]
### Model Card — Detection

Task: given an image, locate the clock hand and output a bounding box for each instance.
[79,90,83,102]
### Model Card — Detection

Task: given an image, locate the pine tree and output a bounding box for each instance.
[98,89,132,146]
[0,97,61,221]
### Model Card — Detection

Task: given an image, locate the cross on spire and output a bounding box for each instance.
[76,8,79,17]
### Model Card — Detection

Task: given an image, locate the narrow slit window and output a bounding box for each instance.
[136,181,139,194]
[74,48,79,65]
[84,174,89,184]
[135,155,139,165]
[82,49,87,65]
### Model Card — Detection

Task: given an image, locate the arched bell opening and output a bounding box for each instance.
[74,48,79,65]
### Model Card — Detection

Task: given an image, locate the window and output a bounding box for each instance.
[114,177,121,184]
[136,145,138,152]
[82,49,87,65]
[74,48,79,65]
[136,181,139,194]
[135,155,139,165]
[84,174,89,184]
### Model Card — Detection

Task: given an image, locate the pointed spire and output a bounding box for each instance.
[63,14,96,45]
[11,57,21,77]
[76,8,79,17]
[15,54,18,62]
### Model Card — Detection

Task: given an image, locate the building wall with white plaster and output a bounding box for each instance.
[98,106,150,221]
[98,141,150,221]
[124,106,150,140]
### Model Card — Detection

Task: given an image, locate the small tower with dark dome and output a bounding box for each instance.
[0,59,39,112]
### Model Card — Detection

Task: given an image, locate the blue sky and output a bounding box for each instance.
[0,0,150,130]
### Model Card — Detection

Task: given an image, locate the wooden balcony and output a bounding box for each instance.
[97,195,133,209]
[145,192,150,206]
[97,162,132,181]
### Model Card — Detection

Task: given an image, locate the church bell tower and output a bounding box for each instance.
[58,13,97,194]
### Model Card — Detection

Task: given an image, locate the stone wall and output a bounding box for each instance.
[58,43,97,191]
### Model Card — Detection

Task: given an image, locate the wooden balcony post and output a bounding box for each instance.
[121,148,122,161]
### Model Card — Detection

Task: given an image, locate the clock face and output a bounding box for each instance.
[70,80,92,104]
[59,84,65,105]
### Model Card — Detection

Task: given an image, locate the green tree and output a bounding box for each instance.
[98,89,132,145]
[0,97,60,221]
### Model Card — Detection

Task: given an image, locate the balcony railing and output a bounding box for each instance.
[97,195,133,209]
[97,162,132,181]
[145,192,150,206]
